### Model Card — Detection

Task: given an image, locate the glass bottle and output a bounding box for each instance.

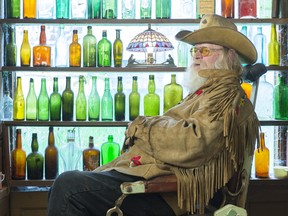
[37,0,55,19]
[144,75,160,116]
[83,136,100,171]
[62,76,74,121]
[253,27,267,65]
[55,25,69,67]
[238,0,257,18]
[101,135,120,165]
[177,41,189,67]
[102,0,118,19]
[11,129,26,180]
[156,0,171,19]
[88,76,100,121]
[98,30,112,67]
[114,76,125,121]
[254,132,270,178]
[13,77,25,121]
[69,30,81,67]
[87,0,101,18]
[56,0,70,19]
[268,23,280,66]
[113,29,123,67]
[23,0,36,18]
[196,0,215,18]
[33,25,51,67]
[140,0,152,19]
[5,27,17,66]
[164,74,183,113]
[257,0,272,18]
[6,0,20,18]
[20,30,31,66]
[83,26,97,67]
[101,77,113,121]
[241,82,253,99]
[76,75,87,121]
[38,78,50,121]
[27,133,44,180]
[129,76,140,121]
[26,78,38,120]
[71,0,87,19]
[2,90,13,120]
[45,126,59,179]
[273,74,288,120]
[221,0,234,18]
[50,77,62,121]
[122,0,136,19]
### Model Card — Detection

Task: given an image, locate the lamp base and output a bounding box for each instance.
[126,54,176,68]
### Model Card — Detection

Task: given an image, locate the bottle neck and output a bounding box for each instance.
[117,79,123,92]
[40,28,46,45]
[31,134,39,152]
[23,31,29,43]
[171,75,176,84]
[104,78,110,91]
[66,77,71,90]
[73,32,78,43]
[79,78,85,93]
[89,137,94,148]
[53,78,59,92]
[91,77,97,91]
[16,77,23,94]
[40,79,47,93]
[270,24,277,41]
[132,80,138,92]
[116,30,120,39]
[148,78,155,94]
[259,133,266,150]
[102,31,107,39]
[49,128,55,146]
[16,131,22,149]
[8,29,15,44]
[29,80,35,92]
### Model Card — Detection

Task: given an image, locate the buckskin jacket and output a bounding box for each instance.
[95,69,260,215]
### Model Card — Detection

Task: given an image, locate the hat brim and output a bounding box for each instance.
[175,26,257,64]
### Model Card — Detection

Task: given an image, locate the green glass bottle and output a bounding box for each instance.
[129,76,140,121]
[101,77,113,121]
[88,76,101,121]
[164,74,183,113]
[156,0,171,19]
[27,133,44,180]
[87,0,101,18]
[101,135,120,165]
[56,0,70,19]
[114,76,125,121]
[113,29,123,67]
[38,78,50,121]
[97,30,112,67]
[20,30,31,66]
[268,23,280,66]
[45,126,59,179]
[5,27,17,66]
[62,76,74,121]
[13,77,25,121]
[273,74,288,120]
[140,0,152,19]
[83,26,97,67]
[6,0,20,18]
[144,75,160,116]
[26,78,38,120]
[102,0,118,19]
[50,77,62,121]
[76,75,87,121]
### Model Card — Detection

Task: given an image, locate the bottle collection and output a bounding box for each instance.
[11,127,120,180]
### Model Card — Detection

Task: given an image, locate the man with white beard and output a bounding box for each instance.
[48,14,260,216]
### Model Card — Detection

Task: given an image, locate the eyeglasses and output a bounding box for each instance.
[190,47,223,57]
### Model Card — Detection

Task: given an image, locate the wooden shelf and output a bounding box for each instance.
[9,180,54,187]
[259,120,288,126]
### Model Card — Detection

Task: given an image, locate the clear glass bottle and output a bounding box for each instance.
[129,76,140,121]
[164,74,183,113]
[113,29,123,67]
[83,136,100,171]
[71,0,87,19]
[257,0,272,18]
[62,76,74,121]
[88,76,100,121]
[87,0,101,18]
[11,129,26,180]
[27,133,44,180]
[254,132,270,178]
[221,0,234,18]
[122,0,136,19]
[26,78,38,120]
[2,90,13,120]
[140,0,152,19]
[144,75,160,116]
[37,0,55,19]
[20,30,31,66]
[6,0,20,18]
[238,0,257,18]
[156,0,171,19]
[114,76,126,121]
[76,75,87,121]
[38,78,50,121]
[83,26,97,67]
[55,25,69,67]
[102,0,118,19]
[273,74,288,120]
[50,77,62,121]
[97,30,112,67]
[196,0,215,18]
[23,0,36,18]
[5,27,17,66]
[69,30,81,67]
[33,25,51,67]
[101,135,120,165]
[177,41,189,67]
[13,77,25,121]
[101,77,113,121]
[45,126,59,179]
[268,23,280,66]
[253,27,267,65]
[56,0,70,19]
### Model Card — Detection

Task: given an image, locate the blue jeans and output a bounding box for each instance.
[47,170,176,216]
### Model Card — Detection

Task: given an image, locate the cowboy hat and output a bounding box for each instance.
[175,14,257,64]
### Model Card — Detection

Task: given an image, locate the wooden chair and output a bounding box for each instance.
[106,64,267,216]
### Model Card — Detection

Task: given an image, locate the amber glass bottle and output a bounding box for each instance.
[11,129,26,180]
[20,30,31,66]
[83,136,100,171]
[13,77,25,121]
[33,25,51,67]
[23,0,37,18]
[45,126,59,179]
[69,30,81,67]
[113,29,123,67]
[255,132,270,178]
[221,0,234,18]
